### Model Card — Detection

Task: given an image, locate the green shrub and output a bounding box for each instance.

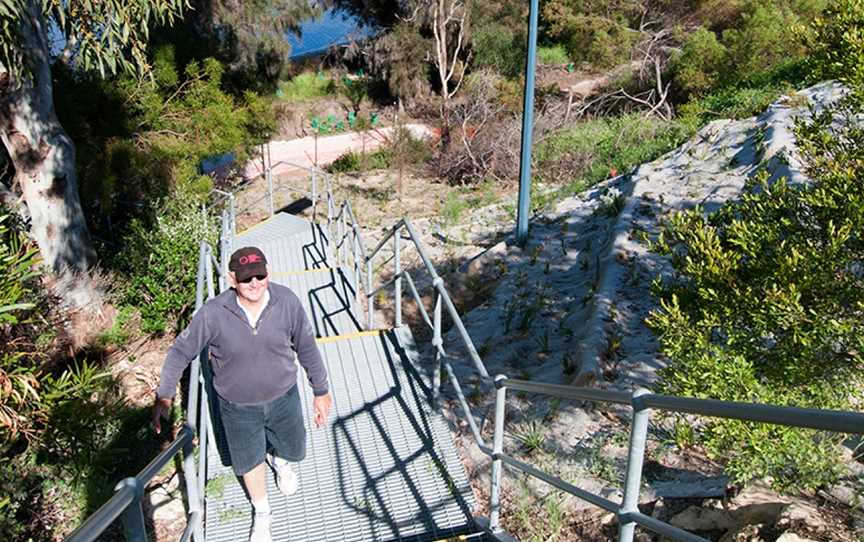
[277,71,335,101]
[679,79,793,122]
[0,214,39,325]
[115,197,217,334]
[0,210,42,445]
[542,2,643,68]
[721,2,809,82]
[671,27,727,96]
[440,191,468,225]
[536,113,694,189]
[804,0,864,93]
[327,151,363,173]
[537,45,570,66]
[472,23,525,78]
[647,99,864,490]
[326,149,393,174]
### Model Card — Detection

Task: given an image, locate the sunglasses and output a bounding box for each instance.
[238,274,267,284]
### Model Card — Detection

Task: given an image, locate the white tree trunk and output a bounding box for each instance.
[0,2,96,296]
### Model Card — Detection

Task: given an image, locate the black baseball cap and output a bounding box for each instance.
[229,247,268,282]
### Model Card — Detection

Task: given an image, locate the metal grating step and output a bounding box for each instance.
[235,213,331,271]
[231,236,361,338]
[204,331,476,542]
[205,214,479,542]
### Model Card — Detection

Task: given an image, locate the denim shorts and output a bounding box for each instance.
[217,384,307,476]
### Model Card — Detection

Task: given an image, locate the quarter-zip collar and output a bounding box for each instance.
[237,289,270,328]
[223,285,276,334]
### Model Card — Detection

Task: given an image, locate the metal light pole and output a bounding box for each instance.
[515,0,540,245]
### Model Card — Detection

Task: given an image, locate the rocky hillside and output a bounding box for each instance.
[406,81,863,541]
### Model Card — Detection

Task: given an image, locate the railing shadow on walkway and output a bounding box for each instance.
[307,270,364,337]
[328,330,476,542]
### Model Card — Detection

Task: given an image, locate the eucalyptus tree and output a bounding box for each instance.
[185,0,317,89]
[0,0,186,305]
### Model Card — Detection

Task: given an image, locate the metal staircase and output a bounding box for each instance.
[203,211,478,542]
[66,161,864,542]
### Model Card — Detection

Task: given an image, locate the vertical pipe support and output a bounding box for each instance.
[341,207,348,265]
[220,210,230,293]
[195,241,206,311]
[489,375,508,532]
[432,292,443,409]
[267,167,274,216]
[353,225,361,301]
[197,384,209,517]
[394,227,402,328]
[181,438,204,542]
[229,193,236,236]
[115,478,147,542]
[618,389,651,542]
[366,256,374,329]
[515,0,540,245]
[311,168,318,220]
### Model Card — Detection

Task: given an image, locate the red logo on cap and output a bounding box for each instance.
[239,254,262,265]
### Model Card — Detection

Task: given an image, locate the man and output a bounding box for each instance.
[153,246,332,542]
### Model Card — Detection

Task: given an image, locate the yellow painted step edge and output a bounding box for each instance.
[235,214,277,236]
[315,329,388,344]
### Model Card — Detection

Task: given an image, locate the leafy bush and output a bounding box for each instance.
[472,23,525,78]
[0,208,130,539]
[58,46,269,335]
[721,2,809,82]
[542,1,643,68]
[671,27,727,96]
[115,197,217,334]
[277,71,335,101]
[0,212,42,445]
[803,0,864,94]
[647,100,864,490]
[536,45,570,66]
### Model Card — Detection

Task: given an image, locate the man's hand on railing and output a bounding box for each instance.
[152,396,173,434]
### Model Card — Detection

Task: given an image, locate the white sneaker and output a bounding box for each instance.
[249,512,272,542]
[267,454,298,496]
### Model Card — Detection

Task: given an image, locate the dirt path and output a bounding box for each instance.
[243,123,433,178]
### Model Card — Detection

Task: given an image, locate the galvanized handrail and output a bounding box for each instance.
[488,378,864,541]
[65,238,221,542]
[355,215,864,542]
[66,426,200,542]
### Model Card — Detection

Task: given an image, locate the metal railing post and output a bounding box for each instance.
[352,225,361,298]
[618,389,651,542]
[220,210,230,292]
[311,169,318,221]
[432,293,443,409]
[115,478,147,542]
[394,227,402,328]
[195,241,206,311]
[181,439,204,542]
[340,206,348,265]
[205,246,217,298]
[366,256,374,329]
[489,375,508,532]
[266,167,274,216]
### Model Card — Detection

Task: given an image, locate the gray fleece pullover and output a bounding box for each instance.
[157,283,328,404]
